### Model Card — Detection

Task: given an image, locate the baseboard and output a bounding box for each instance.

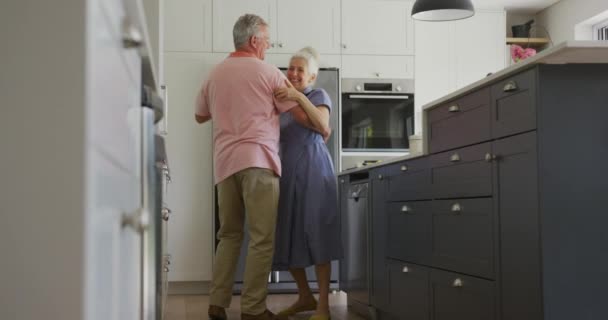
[168,281,211,295]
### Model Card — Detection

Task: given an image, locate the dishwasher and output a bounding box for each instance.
[340,180,371,316]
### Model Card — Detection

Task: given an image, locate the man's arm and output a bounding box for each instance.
[195,114,211,124]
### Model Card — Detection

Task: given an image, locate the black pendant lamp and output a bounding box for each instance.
[411,0,475,21]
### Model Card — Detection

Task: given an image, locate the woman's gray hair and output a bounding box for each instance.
[233,14,268,50]
[292,46,320,80]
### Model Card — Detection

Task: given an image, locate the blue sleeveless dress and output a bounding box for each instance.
[272,87,342,270]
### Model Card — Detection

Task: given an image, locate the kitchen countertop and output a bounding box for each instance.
[337,41,608,177]
[422,41,608,111]
[337,152,425,176]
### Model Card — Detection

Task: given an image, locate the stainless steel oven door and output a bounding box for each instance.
[341,92,414,152]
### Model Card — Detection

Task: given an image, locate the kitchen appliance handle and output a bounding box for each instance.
[141,108,157,320]
[348,95,410,99]
[160,85,168,135]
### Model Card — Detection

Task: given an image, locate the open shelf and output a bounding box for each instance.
[506,37,550,47]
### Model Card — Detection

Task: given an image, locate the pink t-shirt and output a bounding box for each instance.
[195,56,297,184]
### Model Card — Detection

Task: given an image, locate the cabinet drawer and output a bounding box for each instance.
[429,87,491,153]
[431,269,496,320]
[386,157,432,201]
[430,142,492,199]
[387,260,431,320]
[387,201,432,264]
[491,68,537,139]
[431,199,495,279]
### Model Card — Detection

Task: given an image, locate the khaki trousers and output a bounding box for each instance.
[209,168,279,315]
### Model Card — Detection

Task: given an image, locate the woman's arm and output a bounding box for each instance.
[275,80,331,137]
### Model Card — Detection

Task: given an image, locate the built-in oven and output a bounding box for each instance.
[341,78,414,152]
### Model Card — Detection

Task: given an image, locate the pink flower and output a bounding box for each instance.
[511,44,537,63]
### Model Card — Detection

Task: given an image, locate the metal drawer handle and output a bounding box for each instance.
[378,174,383,180]
[401,205,410,213]
[503,81,518,92]
[450,153,461,162]
[162,207,172,221]
[485,153,496,162]
[452,278,464,287]
[340,179,345,184]
[400,165,408,172]
[451,203,462,213]
[402,266,410,273]
[122,209,149,233]
[122,19,143,49]
[448,104,460,112]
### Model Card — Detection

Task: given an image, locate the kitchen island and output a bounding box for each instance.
[338,41,608,320]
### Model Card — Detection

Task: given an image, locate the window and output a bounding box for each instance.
[593,19,608,40]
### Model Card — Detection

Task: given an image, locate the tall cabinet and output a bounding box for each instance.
[1,0,160,319]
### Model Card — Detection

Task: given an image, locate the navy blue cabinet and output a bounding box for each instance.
[339,64,608,320]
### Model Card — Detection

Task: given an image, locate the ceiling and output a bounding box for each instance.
[472,0,562,13]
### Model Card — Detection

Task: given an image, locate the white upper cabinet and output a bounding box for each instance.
[165,0,212,52]
[342,0,414,55]
[213,0,276,53]
[213,0,341,54]
[342,55,414,79]
[275,0,341,54]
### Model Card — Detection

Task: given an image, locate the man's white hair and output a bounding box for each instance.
[233,14,268,50]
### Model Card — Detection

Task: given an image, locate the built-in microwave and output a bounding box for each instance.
[341,78,414,152]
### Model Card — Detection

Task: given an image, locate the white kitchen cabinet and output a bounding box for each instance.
[2,0,157,319]
[265,53,341,69]
[213,0,276,53]
[414,10,506,134]
[342,0,414,55]
[212,0,341,54]
[275,0,341,54]
[342,55,414,79]
[165,0,212,52]
[163,52,223,281]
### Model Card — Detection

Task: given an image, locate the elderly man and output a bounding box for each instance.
[195,14,313,320]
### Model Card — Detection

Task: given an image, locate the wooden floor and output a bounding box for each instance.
[166,292,367,320]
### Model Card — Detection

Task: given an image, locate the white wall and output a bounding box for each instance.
[536,0,608,43]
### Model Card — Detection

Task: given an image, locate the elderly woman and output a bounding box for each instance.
[272,47,342,320]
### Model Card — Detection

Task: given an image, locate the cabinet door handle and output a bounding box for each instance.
[485,153,496,162]
[402,266,410,273]
[342,44,347,49]
[378,174,383,180]
[160,85,169,135]
[503,81,518,92]
[400,165,408,172]
[122,208,150,233]
[340,179,345,184]
[122,18,143,49]
[401,205,410,213]
[452,278,464,287]
[278,42,284,48]
[162,207,172,221]
[450,153,461,162]
[448,104,460,112]
[374,72,381,78]
[451,203,462,213]
[271,42,276,48]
